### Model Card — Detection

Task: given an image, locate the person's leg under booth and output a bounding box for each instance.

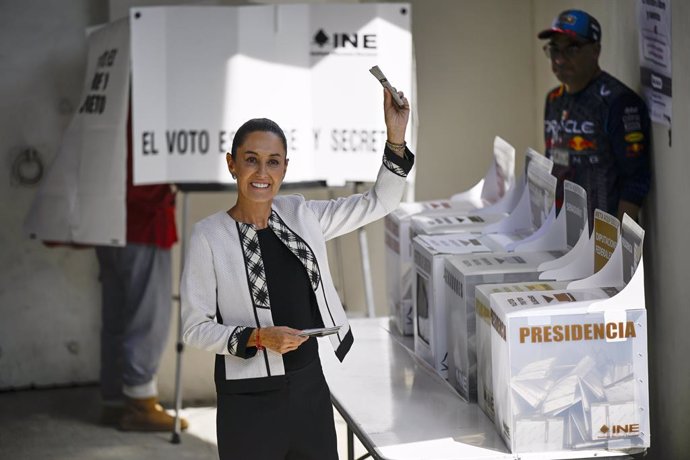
[96,243,187,431]
[96,246,127,425]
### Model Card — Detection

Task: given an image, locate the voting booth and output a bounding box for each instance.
[129,4,413,187]
[25,3,414,245]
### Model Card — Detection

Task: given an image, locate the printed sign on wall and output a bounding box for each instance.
[129,4,413,185]
[637,0,672,127]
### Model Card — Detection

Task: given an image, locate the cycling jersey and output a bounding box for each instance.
[544,71,651,221]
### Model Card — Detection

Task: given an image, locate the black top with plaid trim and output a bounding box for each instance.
[255,226,323,371]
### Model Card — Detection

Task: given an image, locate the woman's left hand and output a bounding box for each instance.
[253,326,308,354]
[383,88,410,146]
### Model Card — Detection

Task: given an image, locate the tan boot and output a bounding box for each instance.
[118,396,189,432]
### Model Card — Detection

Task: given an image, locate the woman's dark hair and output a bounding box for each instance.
[230,118,287,158]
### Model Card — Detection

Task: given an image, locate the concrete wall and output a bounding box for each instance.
[0,0,108,389]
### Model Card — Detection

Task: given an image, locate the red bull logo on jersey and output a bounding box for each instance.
[569,136,596,151]
[626,143,644,157]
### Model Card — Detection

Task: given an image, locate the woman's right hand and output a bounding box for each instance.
[383,88,410,147]
[250,326,308,354]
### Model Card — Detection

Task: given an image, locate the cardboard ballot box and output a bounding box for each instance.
[475,281,570,420]
[411,235,498,377]
[442,251,564,396]
[443,180,588,401]
[474,205,628,423]
[490,214,648,454]
[386,200,474,336]
[385,136,516,336]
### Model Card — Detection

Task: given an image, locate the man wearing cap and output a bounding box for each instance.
[539,9,651,223]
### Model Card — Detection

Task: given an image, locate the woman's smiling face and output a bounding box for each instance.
[227,131,288,206]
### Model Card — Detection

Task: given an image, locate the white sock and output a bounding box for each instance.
[123,377,158,399]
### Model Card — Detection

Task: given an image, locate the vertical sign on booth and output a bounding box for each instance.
[24,18,130,246]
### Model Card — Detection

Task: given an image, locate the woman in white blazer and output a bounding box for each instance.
[181,88,413,459]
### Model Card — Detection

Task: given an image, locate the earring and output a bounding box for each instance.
[231,173,236,180]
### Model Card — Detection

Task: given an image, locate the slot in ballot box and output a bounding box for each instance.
[413,159,563,259]
[490,214,648,454]
[409,152,552,240]
[385,136,516,336]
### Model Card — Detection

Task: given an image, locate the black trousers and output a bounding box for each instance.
[216,359,338,460]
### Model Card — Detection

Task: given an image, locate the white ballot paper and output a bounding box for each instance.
[298,326,341,337]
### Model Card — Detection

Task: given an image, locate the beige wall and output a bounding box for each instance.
[410,0,536,200]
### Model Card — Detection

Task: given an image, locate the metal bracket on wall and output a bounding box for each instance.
[11,147,44,186]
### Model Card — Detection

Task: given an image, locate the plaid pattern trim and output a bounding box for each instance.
[228,326,248,355]
[237,223,271,309]
[382,154,408,177]
[269,211,321,291]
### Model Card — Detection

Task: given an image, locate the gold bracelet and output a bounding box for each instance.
[386,140,406,152]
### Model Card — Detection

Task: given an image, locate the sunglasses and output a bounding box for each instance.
[543,41,593,60]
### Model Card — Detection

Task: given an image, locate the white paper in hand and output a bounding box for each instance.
[369,65,405,107]
[298,326,341,337]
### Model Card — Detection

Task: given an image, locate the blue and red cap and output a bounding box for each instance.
[538,10,601,43]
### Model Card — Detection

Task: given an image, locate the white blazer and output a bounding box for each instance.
[181,150,412,386]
